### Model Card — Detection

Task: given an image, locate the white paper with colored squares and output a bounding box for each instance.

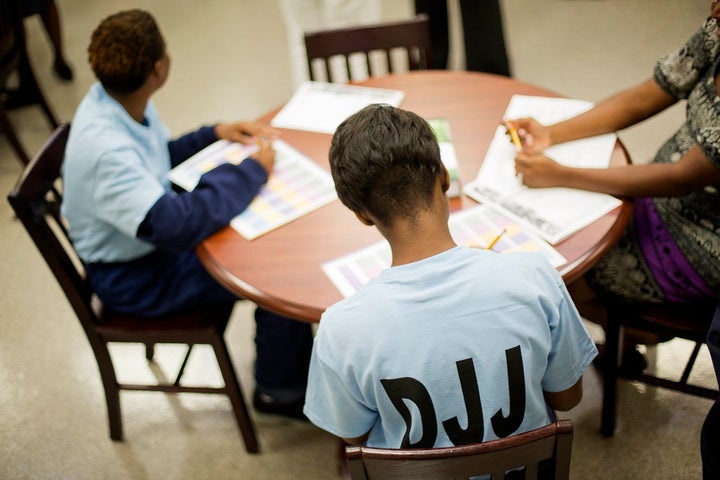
[322,204,566,298]
[229,140,337,240]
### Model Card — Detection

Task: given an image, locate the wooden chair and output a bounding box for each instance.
[304,14,432,83]
[345,420,573,480]
[601,300,720,436]
[0,0,59,165]
[7,124,259,453]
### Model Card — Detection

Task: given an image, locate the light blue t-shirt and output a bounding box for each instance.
[304,246,596,448]
[61,83,171,263]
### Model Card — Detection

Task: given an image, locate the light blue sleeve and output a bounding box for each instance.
[93,146,166,238]
[541,268,598,393]
[303,321,377,439]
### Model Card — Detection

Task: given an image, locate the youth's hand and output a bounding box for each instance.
[514,152,566,188]
[215,121,280,145]
[249,139,275,177]
[508,117,551,154]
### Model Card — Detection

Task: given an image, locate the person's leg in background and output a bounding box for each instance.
[702,399,720,480]
[702,302,720,479]
[458,0,511,76]
[414,0,450,70]
[253,308,314,419]
[277,0,382,88]
[37,0,73,80]
[21,0,73,80]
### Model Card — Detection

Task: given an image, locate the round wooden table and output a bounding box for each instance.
[197,71,632,323]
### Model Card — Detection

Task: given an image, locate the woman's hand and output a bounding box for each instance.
[215,121,280,145]
[507,117,551,153]
[514,152,566,188]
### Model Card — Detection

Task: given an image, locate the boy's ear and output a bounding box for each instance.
[441,165,450,193]
[354,211,375,226]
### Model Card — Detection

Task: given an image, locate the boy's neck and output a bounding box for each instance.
[382,206,456,267]
[107,84,153,125]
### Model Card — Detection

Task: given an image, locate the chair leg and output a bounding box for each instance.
[211,337,259,453]
[145,343,155,362]
[680,342,703,384]
[92,342,124,441]
[601,313,622,437]
[173,344,193,386]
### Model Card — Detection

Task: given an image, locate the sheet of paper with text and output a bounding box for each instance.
[270,81,404,134]
[464,95,622,244]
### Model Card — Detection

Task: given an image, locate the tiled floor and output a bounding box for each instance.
[1,1,716,479]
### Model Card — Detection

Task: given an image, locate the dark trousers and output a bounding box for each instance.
[702,399,720,479]
[704,301,720,479]
[415,0,511,76]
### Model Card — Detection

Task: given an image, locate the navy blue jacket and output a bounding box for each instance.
[136,126,267,251]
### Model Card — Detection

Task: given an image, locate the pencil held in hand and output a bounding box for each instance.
[505,122,522,151]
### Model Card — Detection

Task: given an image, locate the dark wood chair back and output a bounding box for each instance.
[601,300,720,436]
[304,14,431,83]
[7,124,259,452]
[0,0,58,165]
[345,420,573,480]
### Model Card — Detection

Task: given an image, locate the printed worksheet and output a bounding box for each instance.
[322,204,566,298]
[230,140,337,240]
[168,140,258,192]
[271,81,405,134]
[463,95,622,244]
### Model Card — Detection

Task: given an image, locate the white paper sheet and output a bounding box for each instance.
[230,140,338,240]
[463,95,623,245]
[270,81,405,134]
[322,204,566,298]
[168,140,258,192]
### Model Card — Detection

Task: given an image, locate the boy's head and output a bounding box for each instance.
[329,104,446,227]
[88,9,166,94]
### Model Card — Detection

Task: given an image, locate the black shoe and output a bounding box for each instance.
[618,347,648,377]
[253,390,308,421]
[53,60,74,81]
[593,344,648,377]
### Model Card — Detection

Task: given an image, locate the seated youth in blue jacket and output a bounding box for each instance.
[61,9,311,418]
[303,104,597,454]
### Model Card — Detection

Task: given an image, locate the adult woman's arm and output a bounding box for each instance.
[511,79,677,153]
[515,145,720,198]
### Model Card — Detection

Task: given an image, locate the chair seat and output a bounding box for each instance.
[615,301,716,339]
[601,299,720,436]
[96,301,234,335]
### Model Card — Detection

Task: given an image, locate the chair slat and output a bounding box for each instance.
[304,14,431,83]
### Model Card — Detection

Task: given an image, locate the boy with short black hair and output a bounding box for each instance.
[303,104,597,447]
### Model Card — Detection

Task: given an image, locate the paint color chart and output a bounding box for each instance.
[168,140,258,192]
[230,140,337,240]
[322,204,566,297]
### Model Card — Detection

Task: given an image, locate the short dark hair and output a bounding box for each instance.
[88,9,165,94]
[329,104,443,226]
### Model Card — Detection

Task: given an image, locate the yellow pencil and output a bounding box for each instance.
[505,122,522,151]
[486,228,507,251]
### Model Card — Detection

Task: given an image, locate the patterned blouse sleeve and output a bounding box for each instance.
[654,18,720,100]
